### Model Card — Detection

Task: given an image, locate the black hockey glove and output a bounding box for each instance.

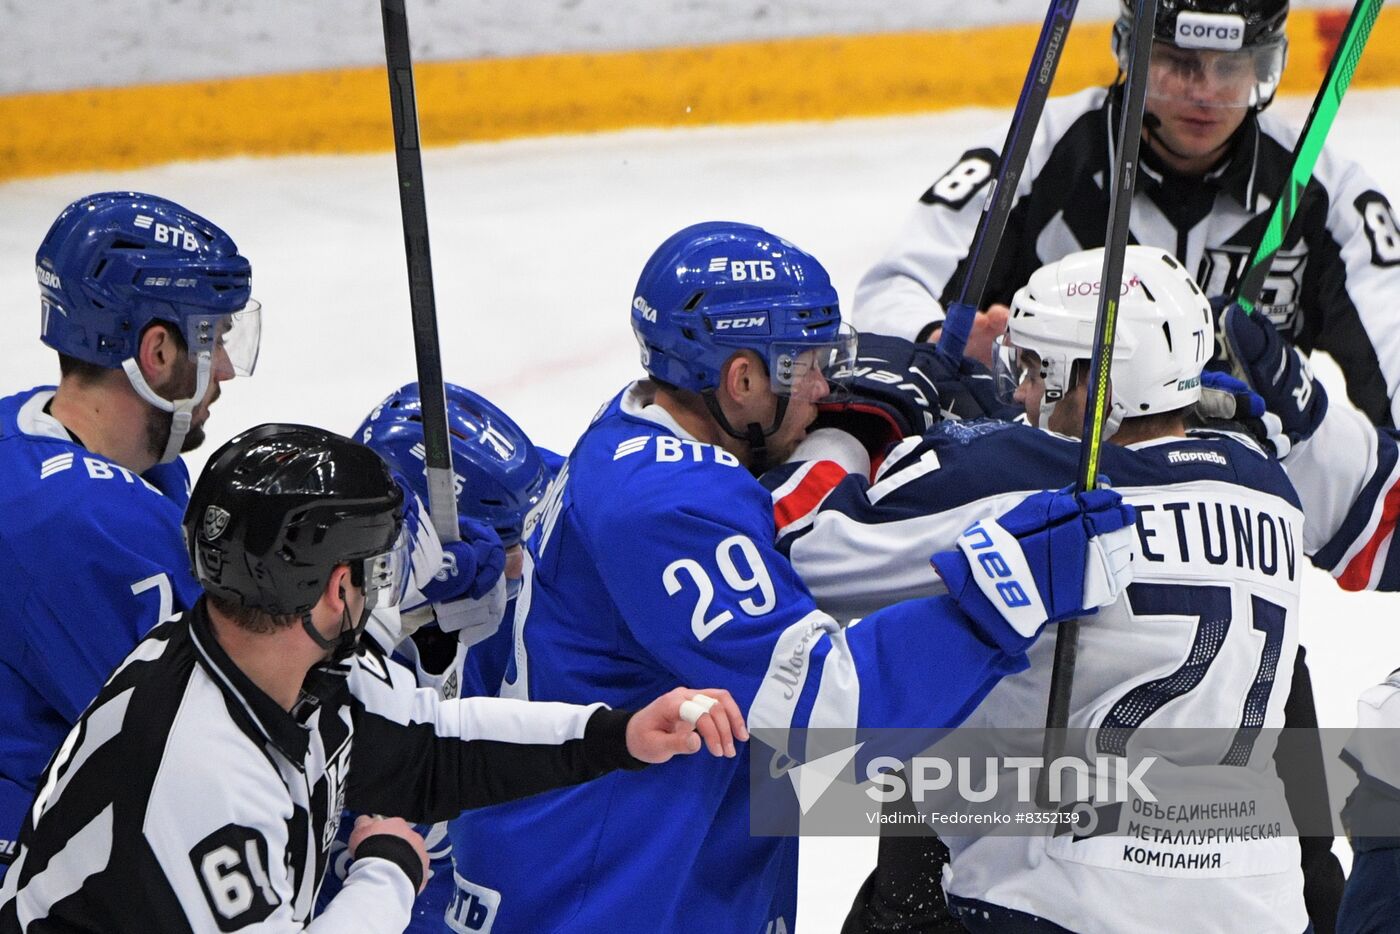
[814,333,1018,466]
[1215,298,1328,451]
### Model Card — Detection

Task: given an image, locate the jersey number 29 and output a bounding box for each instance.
[663,535,776,641]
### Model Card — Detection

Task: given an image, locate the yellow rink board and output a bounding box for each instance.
[3,8,1399,180]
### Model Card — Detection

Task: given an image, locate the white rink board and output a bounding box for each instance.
[3,92,1398,930]
[1,0,1354,94]
[2,0,1129,94]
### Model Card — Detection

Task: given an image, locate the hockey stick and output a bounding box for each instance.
[380,0,460,543]
[937,0,1081,363]
[1039,0,1159,805]
[1233,0,1383,315]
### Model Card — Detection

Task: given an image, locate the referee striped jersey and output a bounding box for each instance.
[0,600,643,932]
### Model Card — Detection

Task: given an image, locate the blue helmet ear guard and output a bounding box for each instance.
[629,221,855,395]
[37,191,256,370]
[355,383,551,548]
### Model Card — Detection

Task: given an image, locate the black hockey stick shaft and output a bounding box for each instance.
[1234,0,1383,315]
[381,0,459,543]
[938,0,1080,363]
[1039,0,1159,806]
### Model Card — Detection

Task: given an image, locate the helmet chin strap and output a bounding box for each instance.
[122,350,212,464]
[701,391,789,476]
[301,592,370,664]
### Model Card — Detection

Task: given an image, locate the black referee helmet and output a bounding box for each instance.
[184,423,405,617]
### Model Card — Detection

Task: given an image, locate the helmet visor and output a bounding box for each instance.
[1147,39,1285,109]
[768,323,859,401]
[992,336,1037,407]
[361,529,411,614]
[189,299,262,378]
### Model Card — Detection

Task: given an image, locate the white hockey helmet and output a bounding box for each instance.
[994,245,1213,432]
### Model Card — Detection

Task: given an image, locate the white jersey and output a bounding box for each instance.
[768,419,1308,933]
[855,85,1400,427]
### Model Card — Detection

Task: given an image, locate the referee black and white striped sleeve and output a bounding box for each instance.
[344,645,645,824]
[0,623,418,934]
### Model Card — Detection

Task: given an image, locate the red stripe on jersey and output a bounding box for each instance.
[1339,477,1400,591]
[773,460,849,533]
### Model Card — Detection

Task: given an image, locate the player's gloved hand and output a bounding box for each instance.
[1196,370,1264,422]
[814,332,943,462]
[1194,370,1295,458]
[415,574,509,648]
[398,478,506,610]
[1216,298,1328,450]
[814,333,1018,468]
[936,352,1021,425]
[420,516,507,605]
[931,486,1137,654]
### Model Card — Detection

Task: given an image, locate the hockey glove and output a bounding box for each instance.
[398,476,507,609]
[814,332,944,462]
[420,516,507,605]
[425,575,509,649]
[931,486,1137,655]
[814,333,1018,467]
[1196,370,1265,422]
[1193,370,1295,457]
[1217,299,1328,451]
[931,351,1022,424]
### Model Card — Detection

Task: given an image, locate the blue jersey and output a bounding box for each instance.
[769,418,1310,934]
[448,383,1034,933]
[0,387,199,874]
[459,445,564,701]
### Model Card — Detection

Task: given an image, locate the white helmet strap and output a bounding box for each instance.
[121,351,212,464]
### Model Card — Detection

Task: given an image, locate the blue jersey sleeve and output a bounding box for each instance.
[570,439,1026,740]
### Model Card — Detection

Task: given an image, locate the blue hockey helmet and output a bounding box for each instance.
[36,192,260,462]
[630,221,857,398]
[355,382,550,548]
[37,191,259,373]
